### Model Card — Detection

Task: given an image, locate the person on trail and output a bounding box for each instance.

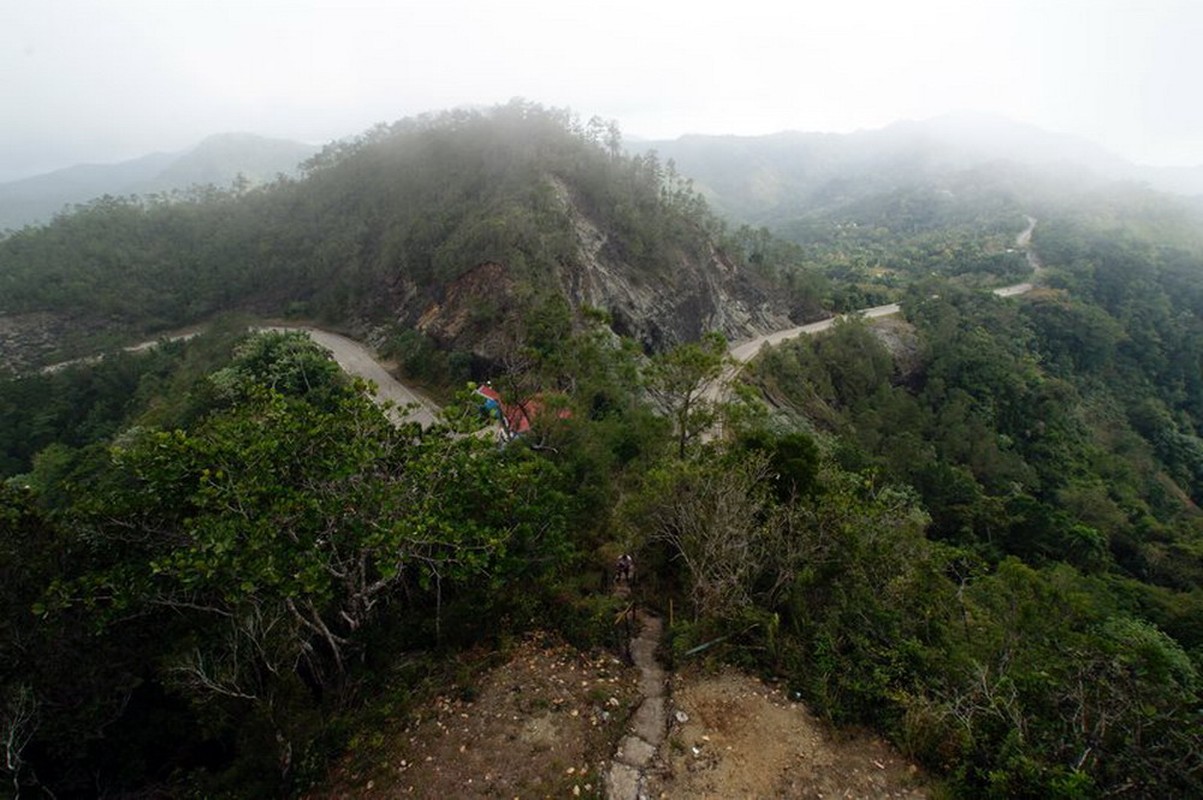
[615,553,635,586]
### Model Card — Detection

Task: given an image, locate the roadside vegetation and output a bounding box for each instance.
[1,104,1201,798]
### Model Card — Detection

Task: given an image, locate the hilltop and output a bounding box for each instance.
[0,102,796,374]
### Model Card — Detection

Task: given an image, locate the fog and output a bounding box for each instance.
[3,0,1200,181]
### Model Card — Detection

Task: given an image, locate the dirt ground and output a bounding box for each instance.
[647,668,928,800]
[309,633,642,799]
[310,637,928,800]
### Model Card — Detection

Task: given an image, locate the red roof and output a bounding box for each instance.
[476,385,570,437]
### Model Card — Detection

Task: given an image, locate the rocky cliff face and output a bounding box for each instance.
[551,176,791,350]
[2,106,803,373]
[0,313,114,374]
[402,176,794,360]
[406,261,522,359]
[0,313,60,373]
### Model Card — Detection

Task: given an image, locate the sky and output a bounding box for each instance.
[2,0,1201,181]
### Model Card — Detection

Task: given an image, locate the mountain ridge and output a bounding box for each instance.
[9,113,1198,236]
[0,132,318,232]
[0,103,797,372]
[637,113,1203,226]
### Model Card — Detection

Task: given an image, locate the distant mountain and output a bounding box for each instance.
[1140,163,1203,195]
[640,113,1203,227]
[0,152,177,233]
[130,133,319,194]
[880,113,1203,195]
[0,133,319,232]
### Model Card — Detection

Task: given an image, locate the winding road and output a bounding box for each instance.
[725,216,1041,365]
[264,326,440,427]
[43,325,442,427]
[46,218,1041,429]
[254,226,1046,428]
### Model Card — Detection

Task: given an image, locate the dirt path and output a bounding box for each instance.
[595,593,928,799]
[605,612,667,800]
[647,669,927,799]
[310,633,928,800]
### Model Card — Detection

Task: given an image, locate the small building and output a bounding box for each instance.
[475,384,570,441]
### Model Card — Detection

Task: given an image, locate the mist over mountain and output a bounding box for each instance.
[7,112,1195,239]
[5,0,1203,794]
[0,133,318,232]
[642,113,1203,226]
[3,99,1203,798]
[0,103,797,372]
[132,133,319,194]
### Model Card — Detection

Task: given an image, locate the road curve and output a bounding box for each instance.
[265,326,441,427]
[728,302,902,364]
[43,219,1042,424]
[57,325,444,427]
[726,217,1041,364]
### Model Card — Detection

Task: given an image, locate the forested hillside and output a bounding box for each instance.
[737,191,1203,796]
[0,102,800,374]
[645,119,1203,316]
[1,103,1202,798]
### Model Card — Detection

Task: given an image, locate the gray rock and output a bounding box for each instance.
[616,734,657,769]
[605,761,642,800]
[631,696,666,745]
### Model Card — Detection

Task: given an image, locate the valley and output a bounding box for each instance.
[1,104,1201,799]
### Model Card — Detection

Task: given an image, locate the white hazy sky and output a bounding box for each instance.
[2,0,1201,181]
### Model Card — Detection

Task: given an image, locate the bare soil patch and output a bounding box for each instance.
[312,644,929,800]
[309,634,641,800]
[647,668,928,799]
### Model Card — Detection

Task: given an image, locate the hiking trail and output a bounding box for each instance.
[604,600,667,800]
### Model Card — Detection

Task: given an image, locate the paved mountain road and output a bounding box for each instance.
[265,326,441,427]
[258,221,1046,415]
[46,325,444,427]
[47,219,1041,427]
[725,216,1041,365]
[728,301,902,363]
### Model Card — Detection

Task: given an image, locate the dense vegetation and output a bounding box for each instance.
[646,129,1121,312]
[1,328,639,796]
[2,105,1202,798]
[733,192,1203,796]
[0,102,804,369]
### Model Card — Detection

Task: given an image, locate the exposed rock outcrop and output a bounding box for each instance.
[392,176,794,365]
[0,313,110,374]
[551,176,792,352]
